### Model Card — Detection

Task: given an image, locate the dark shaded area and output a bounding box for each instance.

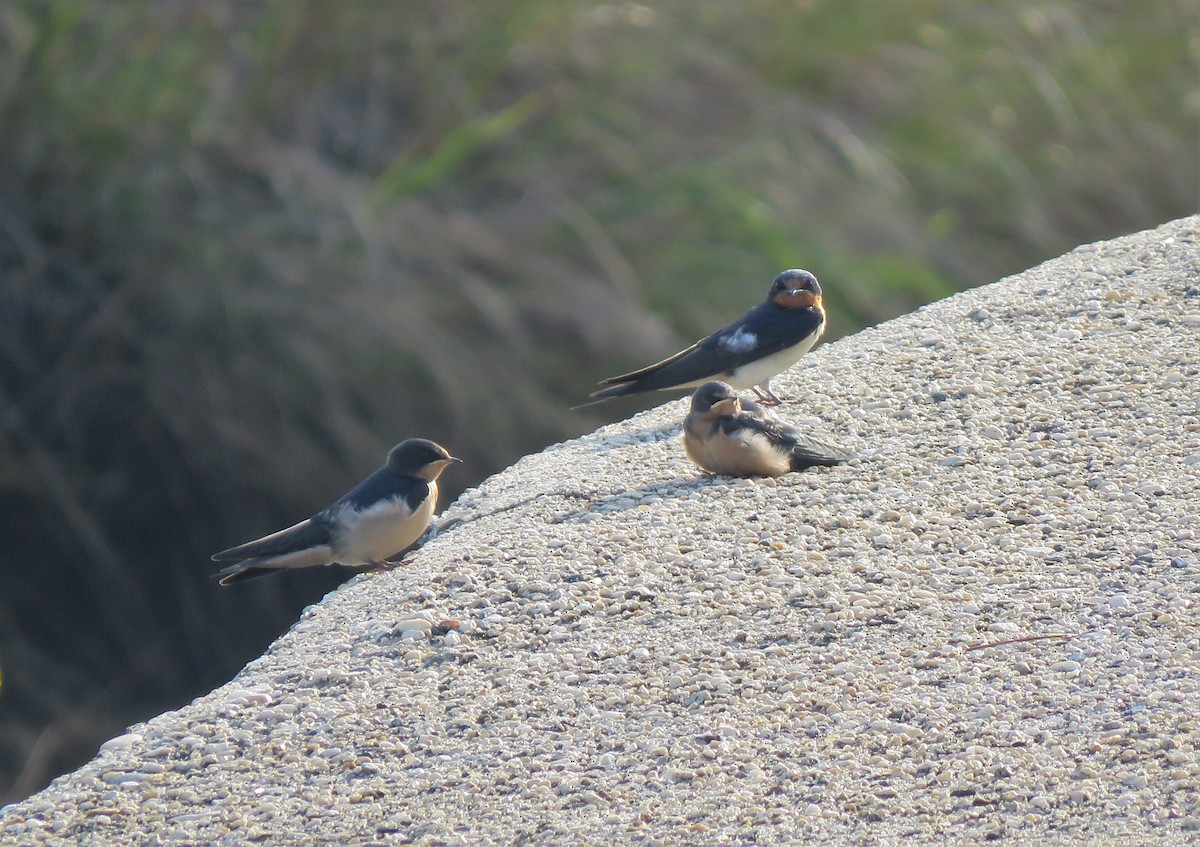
[0,0,1195,802]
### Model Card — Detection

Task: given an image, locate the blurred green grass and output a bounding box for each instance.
[0,0,1195,802]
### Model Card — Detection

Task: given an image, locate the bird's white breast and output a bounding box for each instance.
[724,322,824,389]
[331,483,437,565]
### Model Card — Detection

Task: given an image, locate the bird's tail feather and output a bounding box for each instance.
[571,382,640,409]
[215,562,285,586]
[788,445,849,471]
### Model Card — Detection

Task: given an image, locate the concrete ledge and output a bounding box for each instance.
[3,217,1198,845]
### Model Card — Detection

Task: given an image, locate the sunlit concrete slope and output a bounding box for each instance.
[2,217,1198,846]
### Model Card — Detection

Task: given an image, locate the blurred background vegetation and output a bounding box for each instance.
[0,0,1195,803]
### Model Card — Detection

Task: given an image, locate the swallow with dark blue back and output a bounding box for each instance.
[584,269,826,407]
[212,438,460,585]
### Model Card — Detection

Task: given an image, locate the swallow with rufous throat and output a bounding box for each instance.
[584,269,826,407]
[212,438,460,585]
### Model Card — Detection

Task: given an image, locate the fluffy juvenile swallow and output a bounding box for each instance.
[684,381,846,478]
[584,269,826,407]
[212,438,460,586]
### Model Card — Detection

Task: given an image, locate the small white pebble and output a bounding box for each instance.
[100,733,143,752]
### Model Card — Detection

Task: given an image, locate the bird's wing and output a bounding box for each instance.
[591,301,823,396]
[214,542,339,584]
[213,466,415,565]
[785,436,847,470]
[593,337,708,388]
[210,514,333,563]
[723,410,847,468]
[334,467,429,514]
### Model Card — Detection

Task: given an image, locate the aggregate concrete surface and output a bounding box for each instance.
[3,217,1198,846]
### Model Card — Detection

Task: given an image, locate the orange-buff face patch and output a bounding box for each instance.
[772,290,821,310]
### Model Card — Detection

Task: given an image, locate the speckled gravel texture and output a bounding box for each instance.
[4,218,1199,847]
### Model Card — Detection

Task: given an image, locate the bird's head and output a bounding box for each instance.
[768,269,822,311]
[387,438,462,481]
[690,381,742,418]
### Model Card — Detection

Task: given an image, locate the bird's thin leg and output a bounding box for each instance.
[753,382,784,406]
[371,552,416,574]
[365,558,408,574]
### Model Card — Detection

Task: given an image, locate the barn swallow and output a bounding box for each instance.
[584,269,826,407]
[212,439,460,586]
[683,381,846,477]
